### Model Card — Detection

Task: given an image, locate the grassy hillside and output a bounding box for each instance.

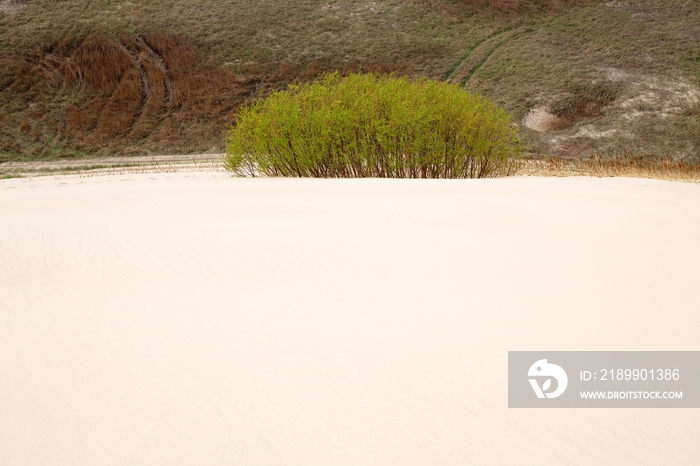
[0,0,699,162]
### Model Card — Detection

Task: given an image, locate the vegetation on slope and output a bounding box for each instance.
[0,0,699,162]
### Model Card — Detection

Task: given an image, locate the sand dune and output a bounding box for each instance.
[1,173,699,465]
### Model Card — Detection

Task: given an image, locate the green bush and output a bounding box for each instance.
[225,73,522,178]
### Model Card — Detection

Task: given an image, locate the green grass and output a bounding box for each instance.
[1,0,699,161]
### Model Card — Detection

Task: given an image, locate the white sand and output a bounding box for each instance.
[1,173,699,465]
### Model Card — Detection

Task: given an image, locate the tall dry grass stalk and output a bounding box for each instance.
[521,152,700,182]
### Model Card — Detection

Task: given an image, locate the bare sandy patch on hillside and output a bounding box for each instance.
[523,106,563,132]
[524,69,700,157]
[0,0,29,13]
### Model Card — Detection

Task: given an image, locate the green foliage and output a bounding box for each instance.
[225,73,522,178]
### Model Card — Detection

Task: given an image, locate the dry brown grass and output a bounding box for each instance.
[63,35,145,139]
[120,36,169,140]
[521,151,700,182]
[1,32,254,159]
[142,32,249,119]
[64,35,134,92]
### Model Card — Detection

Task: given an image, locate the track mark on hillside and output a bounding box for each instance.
[443,26,532,89]
[460,29,531,86]
[120,39,149,130]
[115,36,175,138]
[442,24,521,82]
[136,36,173,111]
